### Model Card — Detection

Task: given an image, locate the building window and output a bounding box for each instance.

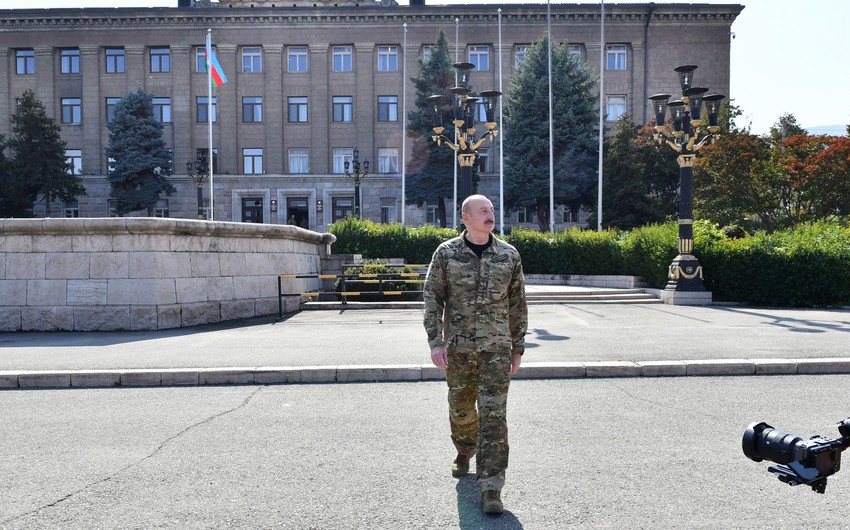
[242,46,262,73]
[377,96,398,122]
[333,46,353,72]
[152,97,171,123]
[61,48,80,74]
[606,95,626,121]
[16,49,35,75]
[333,148,354,174]
[197,96,217,123]
[195,47,206,72]
[105,47,125,73]
[378,46,398,72]
[378,148,398,174]
[154,199,169,218]
[333,96,353,123]
[289,148,309,174]
[514,45,529,68]
[606,44,627,70]
[106,97,120,123]
[426,203,439,225]
[469,45,489,71]
[564,208,578,223]
[66,149,83,175]
[380,197,397,224]
[150,47,170,73]
[64,199,80,218]
[61,98,82,124]
[242,96,263,123]
[243,148,264,175]
[476,147,490,173]
[332,197,354,222]
[288,96,308,123]
[422,45,432,63]
[517,206,536,224]
[288,46,308,72]
[569,45,582,63]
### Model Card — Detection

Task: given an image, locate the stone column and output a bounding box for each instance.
[308,43,329,174]
[263,43,284,173]
[79,45,102,175]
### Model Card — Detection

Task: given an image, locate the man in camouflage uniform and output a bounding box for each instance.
[423,194,528,515]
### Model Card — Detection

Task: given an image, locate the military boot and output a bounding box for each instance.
[451,454,471,477]
[481,489,504,514]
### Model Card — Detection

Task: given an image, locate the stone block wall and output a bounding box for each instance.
[0,218,335,331]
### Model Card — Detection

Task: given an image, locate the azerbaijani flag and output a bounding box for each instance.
[205,32,228,87]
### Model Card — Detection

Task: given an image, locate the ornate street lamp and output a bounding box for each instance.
[344,148,369,219]
[649,65,724,293]
[425,62,501,203]
[186,156,207,220]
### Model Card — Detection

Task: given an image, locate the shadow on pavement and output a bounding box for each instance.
[711,306,850,334]
[456,476,523,529]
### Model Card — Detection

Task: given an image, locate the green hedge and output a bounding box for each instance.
[328,217,850,307]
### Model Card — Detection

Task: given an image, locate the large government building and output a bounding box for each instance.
[0,0,742,231]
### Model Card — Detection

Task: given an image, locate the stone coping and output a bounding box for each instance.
[2,358,849,389]
[0,217,336,245]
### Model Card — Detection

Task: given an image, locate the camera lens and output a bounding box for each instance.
[742,421,803,464]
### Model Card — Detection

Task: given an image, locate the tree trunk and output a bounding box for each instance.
[437,196,447,228]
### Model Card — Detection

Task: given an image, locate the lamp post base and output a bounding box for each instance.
[665,253,706,291]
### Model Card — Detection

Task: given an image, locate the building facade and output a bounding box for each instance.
[0,0,742,231]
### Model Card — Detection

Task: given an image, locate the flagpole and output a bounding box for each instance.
[547,0,554,233]
[498,8,504,236]
[207,29,214,221]
[453,17,459,230]
[597,1,605,232]
[401,22,407,225]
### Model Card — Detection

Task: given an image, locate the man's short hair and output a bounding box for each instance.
[461,194,491,213]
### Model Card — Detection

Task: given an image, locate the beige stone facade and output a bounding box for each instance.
[0,2,741,229]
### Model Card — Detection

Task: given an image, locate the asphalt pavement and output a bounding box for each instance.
[1,293,850,388]
[1,376,849,528]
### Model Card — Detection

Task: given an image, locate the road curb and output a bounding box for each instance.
[2,358,850,389]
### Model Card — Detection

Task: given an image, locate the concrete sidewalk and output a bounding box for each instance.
[2,294,850,388]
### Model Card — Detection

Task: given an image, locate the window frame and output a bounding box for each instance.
[105,47,125,74]
[514,45,529,68]
[150,47,171,73]
[332,148,354,174]
[332,96,353,123]
[16,49,35,75]
[288,148,309,174]
[60,48,80,74]
[606,95,627,121]
[287,96,309,123]
[196,96,217,123]
[242,96,264,123]
[332,46,353,73]
[377,95,399,122]
[377,45,399,72]
[287,46,308,73]
[65,149,83,175]
[152,97,172,123]
[606,44,627,70]
[469,45,490,71]
[377,148,399,174]
[243,148,264,175]
[241,46,263,73]
[61,97,82,125]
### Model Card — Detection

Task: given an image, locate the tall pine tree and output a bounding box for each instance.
[405,30,459,228]
[3,89,85,217]
[106,89,175,216]
[503,35,598,231]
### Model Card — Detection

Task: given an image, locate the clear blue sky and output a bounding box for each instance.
[6,0,850,135]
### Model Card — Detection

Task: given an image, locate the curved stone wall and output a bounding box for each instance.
[0,218,335,331]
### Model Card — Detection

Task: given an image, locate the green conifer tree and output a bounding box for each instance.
[106,89,175,216]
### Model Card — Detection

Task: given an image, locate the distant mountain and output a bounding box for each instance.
[806,124,847,136]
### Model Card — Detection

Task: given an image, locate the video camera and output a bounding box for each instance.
[742,417,850,493]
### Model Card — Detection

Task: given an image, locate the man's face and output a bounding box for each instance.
[462,197,495,234]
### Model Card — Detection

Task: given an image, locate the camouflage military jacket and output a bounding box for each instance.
[423,231,528,354]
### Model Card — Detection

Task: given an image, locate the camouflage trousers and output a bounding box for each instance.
[446,346,512,492]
